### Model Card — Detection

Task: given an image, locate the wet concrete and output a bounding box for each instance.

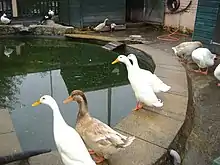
[181,64,220,165]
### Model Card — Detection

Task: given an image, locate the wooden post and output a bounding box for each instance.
[11,0,18,17]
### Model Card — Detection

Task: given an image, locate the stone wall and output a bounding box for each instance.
[164,0,198,31]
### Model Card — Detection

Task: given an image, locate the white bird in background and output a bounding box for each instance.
[214,64,220,87]
[93,18,108,32]
[0,13,11,25]
[4,46,14,58]
[110,23,116,32]
[191,48,217,75]
[48,9,54,16]
[172,41,203,63]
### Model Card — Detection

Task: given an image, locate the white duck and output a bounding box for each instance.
[172,41,203,63]
[4,46,14,57]
[191,48,216,75]
[0,13,11,25]
[127,53,171,93]
[93,18,108,32]
[110,23,116,32]
[32,95,96,165]
[48,10,55,16]
[214,64,220,86]
[112,55,163,111]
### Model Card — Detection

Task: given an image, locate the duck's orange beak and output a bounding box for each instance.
[112,58,119,64]
[32,100,41,106]
[63,96,73,104]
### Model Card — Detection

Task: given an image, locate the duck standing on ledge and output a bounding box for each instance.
[112,55,163,111]
[93,18,108,32]
[63,90,135,164]
[191,48,217,75]
[0,13,11,25]
[214,64,220,86]
[127,53,171,94]
[32,95,96,165]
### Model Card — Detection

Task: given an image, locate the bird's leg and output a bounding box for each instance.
[133,102,143,111]
[88,149,95,155]
[192,67,208,75]
[93,155,105,164]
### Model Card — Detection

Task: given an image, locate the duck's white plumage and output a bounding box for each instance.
[172,41,203,59]
[1,13,11,25]
[191,48,216,69]
[48,10,54,16]
[214,64,220,81]
[127,54,171,93]
[94,18,108,31]
[32,95,96,165]
[113,55,163,108]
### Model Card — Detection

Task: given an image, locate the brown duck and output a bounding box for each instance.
[63,90,135,164]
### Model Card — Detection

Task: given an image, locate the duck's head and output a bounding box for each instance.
[2,13,6,17]
[32,95,54,107]
[63,90,87,104]
[104,18,108,22]
[112,55,129,65]
[127,54,138,62]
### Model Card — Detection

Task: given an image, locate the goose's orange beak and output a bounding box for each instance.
[32,100,41,106]
[63,96,73,104]
[112,58,119,64]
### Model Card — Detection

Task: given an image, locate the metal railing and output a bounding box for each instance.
[0,0,12,16]
[17,0,59,18]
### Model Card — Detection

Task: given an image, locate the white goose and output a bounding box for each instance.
[172,41,203,63]
[93,18,108,32]
[214,64,220,86]
[127,54,171,93]
[48,10,55,16]
[191,48,216,75]
[32,95,96,165]
[0,13,11,25]
[112,55,163,111]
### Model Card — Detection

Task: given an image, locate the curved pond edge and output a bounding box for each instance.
[0,34,191,165]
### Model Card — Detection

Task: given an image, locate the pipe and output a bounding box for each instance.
[0,149,51,164]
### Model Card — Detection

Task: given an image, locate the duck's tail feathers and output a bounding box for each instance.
[153,99,163,107]
[160,84,171,92]
[172,47,177,55]
[122,136,135,148]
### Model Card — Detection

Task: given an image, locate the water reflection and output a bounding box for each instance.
[0,38,137,151]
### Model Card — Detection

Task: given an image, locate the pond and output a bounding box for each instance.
[0,38,154,152]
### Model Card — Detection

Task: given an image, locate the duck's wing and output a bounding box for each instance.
[85,118,134,148]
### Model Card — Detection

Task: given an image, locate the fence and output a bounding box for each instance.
[0,0,12,16]
[17,0,59,18]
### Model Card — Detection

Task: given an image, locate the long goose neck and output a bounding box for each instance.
[132,58,140,68]
[76,96,89,119]
[123,59,133,71]
[49,101,67,128]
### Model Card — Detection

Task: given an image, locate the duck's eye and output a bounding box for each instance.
[42,98,45,100]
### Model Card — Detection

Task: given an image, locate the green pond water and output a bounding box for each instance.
[0,38,153,152]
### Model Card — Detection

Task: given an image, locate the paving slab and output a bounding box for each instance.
[0,132,22,156]
[115,110,182,149]
[146,92,187,121]
[109,131,166,165]
[0,109,15,134]
[29,151,63,165]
